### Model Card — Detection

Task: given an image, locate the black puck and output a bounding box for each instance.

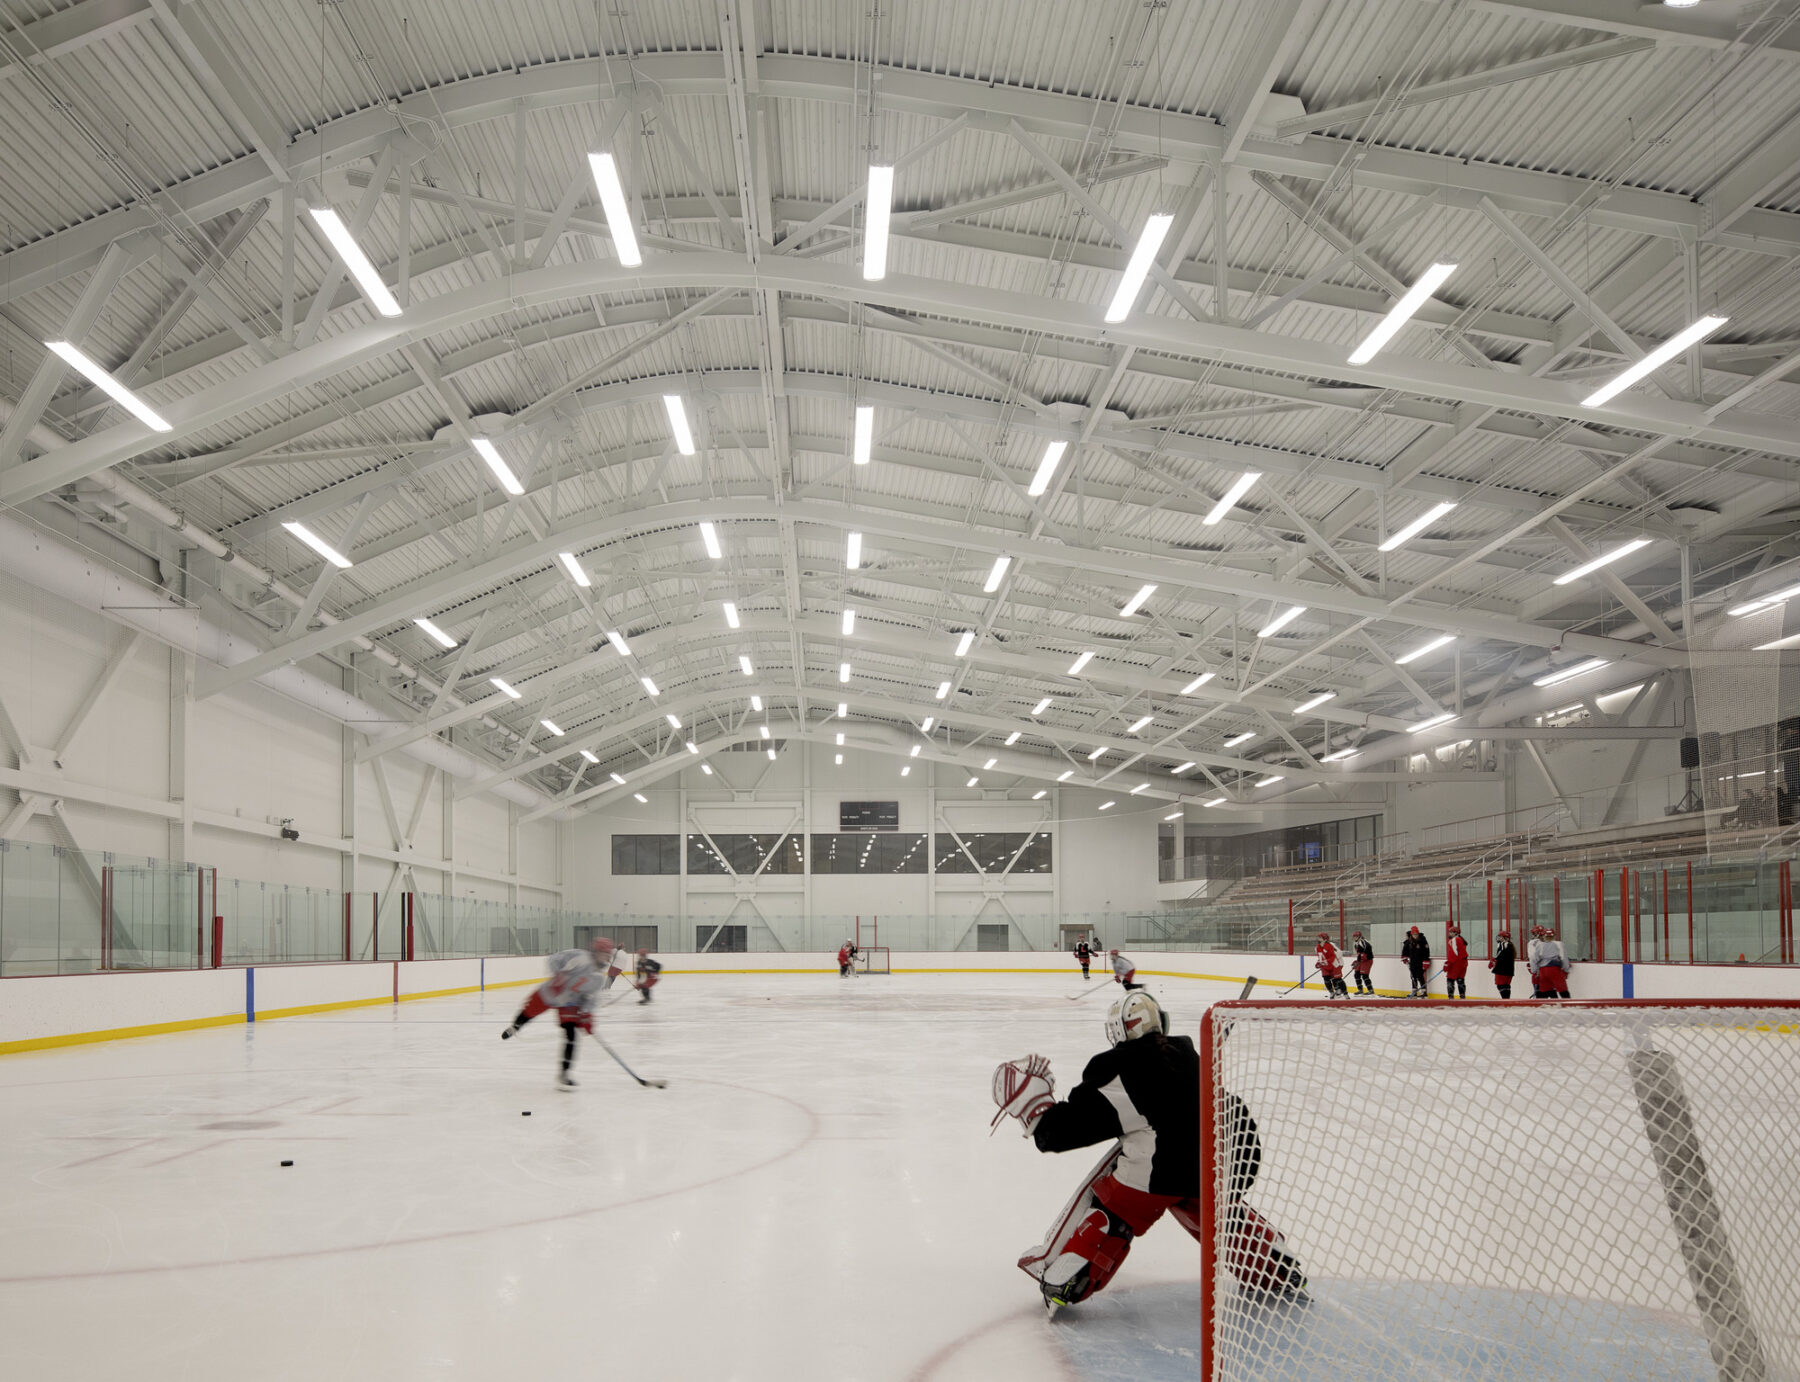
[521,1111,531,1116]
[280,1160,293,1167]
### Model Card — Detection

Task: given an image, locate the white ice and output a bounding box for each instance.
[0,970,1230,1381]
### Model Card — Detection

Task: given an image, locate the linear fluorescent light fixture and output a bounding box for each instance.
[1534,658,1608,688]
[846,532,863,570]
[839,662,851,683]
[966,776,980,788]
[698,522,722,560]
[1088,745,1107,760]
[767,748,777,760]
[580,749,599,764]
[1127,715,1153,734]
[1379,501,1457,553]
[541,719,564,736]
[1204,796,1227,807]
[723,601,740,629]
[1120,584,1156,618]
[1005,731,1021,745]
[662,395,696,456]
[1224,731,1256,748]
[836,754,844,765]
[1582,316,1728,408]
[910,744,921,757]
[864,165,894,281]
[921,717,934,732]
[751,695,763,711]
[983,757,997,770]
[1180,673,1215,694]
[1033,789,1046,799]
[853,405,874,465]
[44,341,172,431]
[836,733,845,746]
[1755,632,1800,651]
[610,772,627,785]
[666,713,682,729]
[760,725,771,739]
[633,792,648,804]
[413,618,457,649]
[955,630,975,657]
[1032,698,1052,715]
[1348,262,1457,365]
[1099,801,1115,811]
[1165,812,1182,821]
[1130,784,1148,795]
[557,551,591,587]
[984,556,1011,592]
[837,702,848,718]
[1729,581,1800,617]
[1411,712,1457,732]
[1257,605,1306,638]
[490,677,521,699]
[1204,472,1260,525]
[935,682,951,699]
[1396,634,1454,666]
[282,521,352,568]
[1294,692,1336,715]
[606,630,631,656]
[1058,771,1073,782]
[305,205,402,317]
[687,741,700,754]
[586,152,642,267]
[1069,651,1094,676]
[1322,747,1361,763]
[1553,537,1653,586]
[701,762,714,775]
[1173,762,1195,774]
[471,437,523,496]
[739,655,753,676]
[640,676,660,697]
[1256,774,1285,787]
[1104,212,1174,323]
[1028,441,1069,498]
[842,609,856,637]
[901,765,911,777]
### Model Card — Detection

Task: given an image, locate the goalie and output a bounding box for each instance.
[991,992,1307,1312]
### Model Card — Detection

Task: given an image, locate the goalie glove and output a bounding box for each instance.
[990,1055,1056,1136]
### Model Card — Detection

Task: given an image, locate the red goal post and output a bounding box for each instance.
[1198,999,1800,1381]
[854,946,891,975]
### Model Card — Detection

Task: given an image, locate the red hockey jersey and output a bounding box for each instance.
[1444,935,1469,979]
[1314,939,1342,977]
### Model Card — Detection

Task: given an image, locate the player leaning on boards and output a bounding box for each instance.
[500,938,624,1088]
[991,992,1307,1314]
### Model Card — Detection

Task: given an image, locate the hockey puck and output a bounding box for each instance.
[280,1160,293,1167]
[521,1111,531,1116]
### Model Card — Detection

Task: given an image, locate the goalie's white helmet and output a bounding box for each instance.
[1106,991,1165,1046]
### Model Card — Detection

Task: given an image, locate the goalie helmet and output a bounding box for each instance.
[1105,991,1166,1046]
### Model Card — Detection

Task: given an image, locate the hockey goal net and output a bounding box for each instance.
[1201,1000,1800,1382]
[854,946,891,975]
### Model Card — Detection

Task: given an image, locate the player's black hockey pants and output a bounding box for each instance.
[1352,972,1373,994]
[1446,976,1465,998]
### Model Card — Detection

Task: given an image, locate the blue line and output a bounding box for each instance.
[246,967,256,1023]
[1621,962,1634,1000]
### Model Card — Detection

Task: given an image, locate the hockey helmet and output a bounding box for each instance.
[1106,991,1167,1046]
[591,937,616,955]
[1109,948,1120,957]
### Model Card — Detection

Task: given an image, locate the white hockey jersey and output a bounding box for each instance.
[536,950,609,1013]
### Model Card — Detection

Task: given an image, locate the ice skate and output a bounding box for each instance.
[557,1071,576,1090]
[500,1022,519,1039]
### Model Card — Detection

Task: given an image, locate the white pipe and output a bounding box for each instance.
[0,512,564,815]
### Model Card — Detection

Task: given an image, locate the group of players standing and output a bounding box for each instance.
[1312,923,1572,1000]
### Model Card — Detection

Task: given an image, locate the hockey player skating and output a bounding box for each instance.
[1109,949,1144,991]
[1350,931,1375,995]
[633,948,663,1004]
[1489,928,1516,999]
[500,938,624,1087]
[837,940,858,977]
[1074,937,1094,980]
[1401,926,1431,998]
[1443,923,1469,999]
[990,991,1305,1312]
[1535,930,1571,999]
[1314,932,1348,998]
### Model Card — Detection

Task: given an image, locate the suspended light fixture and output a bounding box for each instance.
[739,656,753,676]
[846,532,863,570]
[43,342,172,431]
[723,602,740,629]
[842,609,856,636]
[1179,673,1215,694]
[698,522,722,559]
[471,438,524,496]
[282,521,352,568]
[1204,472,1260,525]
[1257,606,1306,638]
[1031,698,1052,715]
[984,556,1011,592]
[413,618,457,649]
[1395,634,1454,666]
[1552,538,1653,586]
[305,205,403,317]
[1127,715,1153,734]
[1103,213,1174,323]
[606,630,631,656]
[863,165,894,281]
[1027,441,1068,497]
[1348,263,1457,365]
[1378,502,1457,552]
[662,395,696,456]
[541,719,565,736]
[1119,584,1156,618]
[586,152,643,266]
[1068,651,1094,675]
[955,631,975,657]
[1294,692,1336,715]
[490,677,522,699]
[580,749,599,764]
[853,405,874,465]
[1582,316,1728,408]
[557,551,591,587]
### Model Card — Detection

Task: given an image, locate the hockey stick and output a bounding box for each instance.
[1066,978,1120,1001]
[1277,965,1315,997]
[1237,976,1258,1000]
[587,1028,667,1088]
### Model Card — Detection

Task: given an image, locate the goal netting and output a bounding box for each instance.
[1201,1001,1800,1382]
[854,946,891,975]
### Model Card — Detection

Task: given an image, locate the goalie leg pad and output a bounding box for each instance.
[1222,1199,1308,1297]
[1017,1149,1177,1306]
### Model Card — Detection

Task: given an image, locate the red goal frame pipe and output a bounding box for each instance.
[1197,1013,1220,1377]
[1287,898,1294,956]
[1662,869,1670,963]
[1687,860,1694,963]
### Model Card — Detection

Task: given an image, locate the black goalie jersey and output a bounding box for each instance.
[1030,1032,1200,1196]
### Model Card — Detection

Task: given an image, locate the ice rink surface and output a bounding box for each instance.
[0,969,1226,1381]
